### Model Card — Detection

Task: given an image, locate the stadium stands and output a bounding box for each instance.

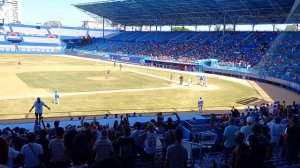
[0,101,299,168]
[0,24,119,54]
[74,30,300,86]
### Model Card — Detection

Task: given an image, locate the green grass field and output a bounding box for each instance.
[0,55,260,120]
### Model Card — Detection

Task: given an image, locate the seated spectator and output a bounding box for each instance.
[165,129,188,168]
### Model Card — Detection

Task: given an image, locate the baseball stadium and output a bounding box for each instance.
[0,0,300,168]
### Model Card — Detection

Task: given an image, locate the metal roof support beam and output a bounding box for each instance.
[267,0,281,19]
[102,17,105,39]
[215,0,235,24]
[239,0,257,23]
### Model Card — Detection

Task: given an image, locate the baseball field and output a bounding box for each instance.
[0,54,283,120]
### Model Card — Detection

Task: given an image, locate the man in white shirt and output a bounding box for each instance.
[240,117,254,143]
[93,130,112,162]
[198,97,204,113]
[20,133,43,168]
[6,147,19,168]
[29,97,50,124]
[267,117,285,146]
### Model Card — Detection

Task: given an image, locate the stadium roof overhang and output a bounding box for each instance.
[73,0,300,26]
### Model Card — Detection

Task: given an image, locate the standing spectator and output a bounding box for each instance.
[36,129,50,166]
[231,107,240,118]
[163,125,175,160]
[0,137,9,167]
[240,117,253,143]
[231,132,249,168]
[131,122,143,154]
[140,122,157,160]
[284,116,300,166]
[248,124,271,168]
[69,132,92,168]
[6,146,20,168]
[20,133,43,168]
[29,97,51,125]
[268,117,285,146]
[222,117,239,162]
[48,120,60,139]
[93,130,112,162]
[198,97,204,113]
[49,127,67,168]
[115,127,136,168]
[165,129,188,168]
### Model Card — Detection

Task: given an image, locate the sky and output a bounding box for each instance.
[20,0,99,26]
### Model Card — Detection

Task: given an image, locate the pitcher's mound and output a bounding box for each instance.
[86,76,117,81]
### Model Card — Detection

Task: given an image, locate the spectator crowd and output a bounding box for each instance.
[0,100,299,168]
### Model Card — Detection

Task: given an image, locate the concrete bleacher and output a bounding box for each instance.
[50,27,87,37]
[11,26,48,36]
[22,36,60,44]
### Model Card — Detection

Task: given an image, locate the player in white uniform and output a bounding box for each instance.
[187,78,192,87]
[198,97,204,113]
[54,90,60,104]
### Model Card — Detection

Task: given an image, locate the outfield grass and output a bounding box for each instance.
[17,71,169,92]
[0,55,260,120]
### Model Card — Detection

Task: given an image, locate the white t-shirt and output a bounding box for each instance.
[6,147,19,168]
[268,123,285,144]
[144,131,157,154]
[198,99,203,106]
[20,143,43,168]
[240,125,253,143]
[33,101,45,114]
